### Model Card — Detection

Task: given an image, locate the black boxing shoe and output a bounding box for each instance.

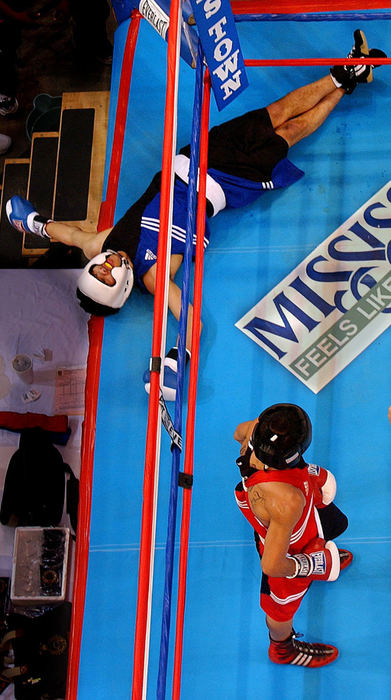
[348,29,387,83]
[330,29,387,93]
[355,47,387,83]
[330,64,357,94]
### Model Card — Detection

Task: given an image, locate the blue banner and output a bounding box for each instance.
[189,0,248,110]
[111,0,249,95]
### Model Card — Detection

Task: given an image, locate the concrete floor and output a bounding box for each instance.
[0,1,115,175]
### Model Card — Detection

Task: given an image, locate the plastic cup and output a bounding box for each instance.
[12,354,34,384]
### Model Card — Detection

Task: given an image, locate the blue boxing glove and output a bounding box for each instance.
[143,347,191,402]
[6,195,50,238]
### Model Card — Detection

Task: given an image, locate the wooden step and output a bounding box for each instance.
[0,90,109,267]
[53,91,110,231]
[23,132,59,255]
[0,160,30,267]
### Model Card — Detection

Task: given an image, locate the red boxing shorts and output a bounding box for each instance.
[260,573,311,622]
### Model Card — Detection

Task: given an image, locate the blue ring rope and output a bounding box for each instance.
[157,42,204,700]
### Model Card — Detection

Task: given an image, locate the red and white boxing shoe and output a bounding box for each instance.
[269,631,338,668]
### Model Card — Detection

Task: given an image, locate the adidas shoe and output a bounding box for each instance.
[348,29,387,84]
[348,29,369,62]
[330,64,357,94]
[355,47,387,83]
[331,29,387,93]
[6,196,49,239]
[0,94,18,116]
[269,631,338,668]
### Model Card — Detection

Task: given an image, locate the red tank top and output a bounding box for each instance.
[235,465,321,555]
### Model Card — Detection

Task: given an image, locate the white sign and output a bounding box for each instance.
[139,0,169,39]
[236,182,391,393]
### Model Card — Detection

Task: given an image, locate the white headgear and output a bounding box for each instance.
[77,250,134,309]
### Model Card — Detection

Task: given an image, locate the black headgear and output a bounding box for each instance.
[250,403,312,470]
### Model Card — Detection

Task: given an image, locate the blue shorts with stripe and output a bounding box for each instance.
[133,177,211,290]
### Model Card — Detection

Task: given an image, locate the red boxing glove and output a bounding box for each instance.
[307,464,336,508]
[287,538,340,582]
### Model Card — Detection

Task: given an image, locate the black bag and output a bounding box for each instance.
[1,602,72,699]
[0,428,79,530]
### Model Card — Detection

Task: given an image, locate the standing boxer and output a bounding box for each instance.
[234,403,352,667]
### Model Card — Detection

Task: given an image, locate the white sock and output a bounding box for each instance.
[27,213,51,239]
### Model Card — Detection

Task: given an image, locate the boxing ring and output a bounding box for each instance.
[68,3,391,699]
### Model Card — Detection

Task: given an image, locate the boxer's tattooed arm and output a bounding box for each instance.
[248,486,265,510]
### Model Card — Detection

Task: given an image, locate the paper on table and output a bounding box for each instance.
[54,367,86,415]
